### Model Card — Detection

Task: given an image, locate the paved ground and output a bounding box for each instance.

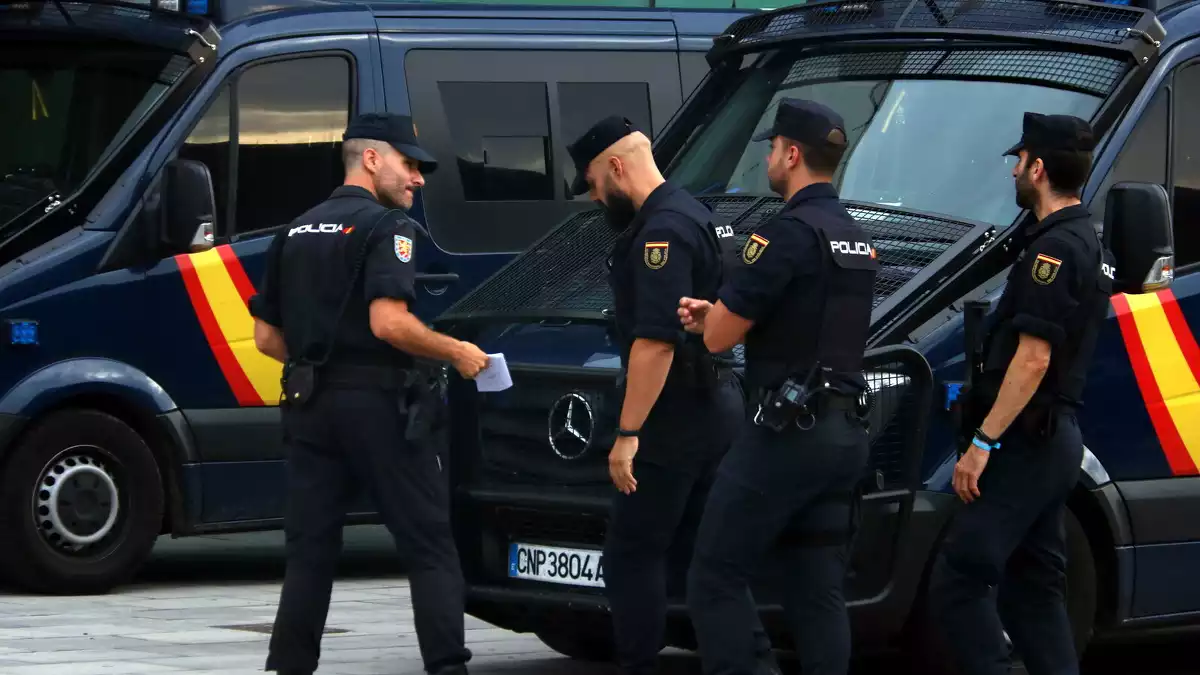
[0,525,1193,674]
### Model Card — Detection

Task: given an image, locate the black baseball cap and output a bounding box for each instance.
[343,113,438,174]
[752,98,846,147]
[1003,112,1095,157]
[566,115,640,196]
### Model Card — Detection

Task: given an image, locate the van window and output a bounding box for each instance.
[1088,85,1168,224]
[177,55,352,238]
[404,49,683,255]
[1173,64,1200,268]
[558,82,653,200]
[439,81,555,202]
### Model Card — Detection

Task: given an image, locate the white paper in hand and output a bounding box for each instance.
[474,353,513,392]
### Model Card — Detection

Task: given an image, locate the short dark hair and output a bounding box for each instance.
[786,128,847,175]
[1027,147,1092,196]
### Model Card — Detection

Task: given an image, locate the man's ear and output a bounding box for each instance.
[362,147,381,174]
[608,155,623,179]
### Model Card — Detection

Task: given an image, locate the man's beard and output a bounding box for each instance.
[1014,172,1037,211]
[600,190,637,232]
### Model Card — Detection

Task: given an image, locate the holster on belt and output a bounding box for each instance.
[403,361,449,443]
[280,360,317,408]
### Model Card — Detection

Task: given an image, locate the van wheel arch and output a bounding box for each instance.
[902,494,1100,673]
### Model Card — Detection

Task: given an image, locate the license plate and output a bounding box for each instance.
[508,542,605,588]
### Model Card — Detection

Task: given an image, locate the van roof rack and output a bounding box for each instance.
[706,0,1166,66]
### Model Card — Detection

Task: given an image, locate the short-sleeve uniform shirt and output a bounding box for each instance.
[982,203,1110,405]
[248,185,419,368]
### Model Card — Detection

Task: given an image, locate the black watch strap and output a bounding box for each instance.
[617,428,640,438]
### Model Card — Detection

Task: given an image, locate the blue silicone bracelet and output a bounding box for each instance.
[971,436,997,452]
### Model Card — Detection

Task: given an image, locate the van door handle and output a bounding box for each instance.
[415,273,459,283]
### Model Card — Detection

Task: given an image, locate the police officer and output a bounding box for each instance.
[678,98,878,675]
[929,113,1110,675]
[565,116,776,674]
[249,112,489,675]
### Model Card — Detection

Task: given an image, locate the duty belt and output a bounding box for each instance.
[318,363,415,390]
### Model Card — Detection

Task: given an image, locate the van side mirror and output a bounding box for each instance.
[162,159,216,253]
[1104,182,1174,295]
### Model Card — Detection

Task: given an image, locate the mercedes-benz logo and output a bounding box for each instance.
[548,392,594,460]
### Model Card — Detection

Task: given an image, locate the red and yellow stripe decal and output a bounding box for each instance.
[1112,289,1200,476]
[175,245,282,407]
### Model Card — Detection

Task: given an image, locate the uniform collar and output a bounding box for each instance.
[784,182,839,209]
[617,180,683,244]
[329,185,380,201]
[639,180,681,216]
[1023,203,1090,241]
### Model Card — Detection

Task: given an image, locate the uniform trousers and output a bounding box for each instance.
[686,397,869,675]
[265,385,471,674]
[930,411,1083,675]
[602,376,778,674]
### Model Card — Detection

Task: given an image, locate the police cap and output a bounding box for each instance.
[343,113,438,174]
[752,98,845,147]
[567,115,640,196]
[1002,112,1095,158]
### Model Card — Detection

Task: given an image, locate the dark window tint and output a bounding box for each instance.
[558,82,652,199]
[178,85,232,231]
[439,81,552,202]
[1088,85,1167,226]
[1173,65,1200,268]
[234,57,350,234]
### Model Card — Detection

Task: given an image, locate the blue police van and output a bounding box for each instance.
[431,0,1200,669]
[0,0,753,594]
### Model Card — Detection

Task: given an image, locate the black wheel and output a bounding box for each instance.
[536,625,615,662]
[0,409,164,595]
[906,506,1098,674]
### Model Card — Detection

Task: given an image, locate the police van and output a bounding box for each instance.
[0,0,755,593]
[433,0,1199,668]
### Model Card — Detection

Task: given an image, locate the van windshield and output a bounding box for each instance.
[666,51,1103,228]
[0,47,173,227]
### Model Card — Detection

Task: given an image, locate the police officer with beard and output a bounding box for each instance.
[678,99,877,675]
[929,114,1111,675]
[249,113,489,675]
[566,116,778,675]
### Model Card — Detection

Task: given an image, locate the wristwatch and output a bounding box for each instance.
[617,428,640,438]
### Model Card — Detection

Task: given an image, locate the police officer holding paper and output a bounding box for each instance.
[565,115,776,675]
[678,98,878,675]
[929,113,1112,675]
[249,113,488,675]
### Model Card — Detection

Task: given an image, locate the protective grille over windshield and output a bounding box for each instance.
[725,0,1147,49]
[437,195,979,323]
[783,48,1125,97]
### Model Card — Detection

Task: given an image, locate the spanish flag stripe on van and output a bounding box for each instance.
[174,246,283,407]
[1112,291,1200,475]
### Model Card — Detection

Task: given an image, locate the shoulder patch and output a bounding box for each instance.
[644,241,669,270]
[1032,252,1061,285]
[743,233,769,265]
[394,234,413,263]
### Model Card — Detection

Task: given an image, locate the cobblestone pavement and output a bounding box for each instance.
[0,526,1192,675]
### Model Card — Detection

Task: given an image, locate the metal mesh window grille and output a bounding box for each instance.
[440,194,981,321]
[730,0,1145,49]
[782,48,1124,95]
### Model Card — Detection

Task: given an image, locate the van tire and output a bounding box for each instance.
[906,506,1097,673]
[0,409,164,595]
[536,625,615,662]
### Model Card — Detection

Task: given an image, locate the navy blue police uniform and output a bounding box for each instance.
[930,113,1113,675]
[686,99,878,675]
[566,116,769,675]
[249,113,471,675]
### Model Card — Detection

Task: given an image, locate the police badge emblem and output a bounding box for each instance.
[644,241,669,269]
[394,235,413,263]
[743,233,769,264]
[1032,253,1061,285]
